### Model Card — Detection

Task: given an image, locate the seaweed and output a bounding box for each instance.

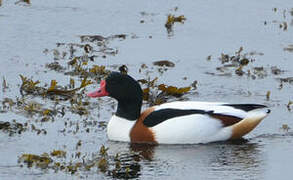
[84,44,93,53]
[80,35,105,43]
[0,120,27,136]
[19,75,43,96]
[281,124,290,132]
[266,8,292,31]
[158,84,191,97]
[64,57,111,79]
[44,37,118,79]
[20,75,92,99]
[138,76,192,106]
[284,45,293,52]
[1,97,15,110]
[50,150,66,158]
[15,0,30,5]
[18,154,52,168]
[278,77,293,84]
[287,101,293,111]
[0,119,47,136]
[118,65,128,75]
[266,91,271,101]
[6,97,61,121]
[165,14,186,35]
[207,47,285,79]
[153,60,175,67]
[271,66,284,75]
[16,75,94,118]
[137,65,196,106]
[45,62,65,72]
[2,77,8,92]
[18,145,142,178]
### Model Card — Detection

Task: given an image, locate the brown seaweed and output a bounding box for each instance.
[165,14,186,35]
[20,75,92,99]
[18,145,141,178]
[153,60,175,67]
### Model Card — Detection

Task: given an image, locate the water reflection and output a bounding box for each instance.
[208,140,263,178]
[108,139,264,179]
[130,143,156,161]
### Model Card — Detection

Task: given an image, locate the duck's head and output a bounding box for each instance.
[87,72,143,100]
[87,72,143,120]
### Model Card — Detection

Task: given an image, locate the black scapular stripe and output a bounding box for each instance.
[143,108,213,127]
[224,104,267,112]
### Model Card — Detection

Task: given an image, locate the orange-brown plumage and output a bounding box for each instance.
[130,107,157,144]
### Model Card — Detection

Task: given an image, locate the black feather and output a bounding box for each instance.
[224,104,267,112]
[143,109,209,127]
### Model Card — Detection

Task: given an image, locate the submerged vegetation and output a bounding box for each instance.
[0,120,27,136]
[206,47,287,80]
[284,45,293,52]
[14,0,30,5]
[0,119,47,136]
[265,7,293,32]
[137,64,196,106]
[20,74,92,98]
[18,145,142,178]
[165,13,186,36]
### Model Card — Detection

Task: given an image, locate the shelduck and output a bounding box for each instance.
[87,72,270,144]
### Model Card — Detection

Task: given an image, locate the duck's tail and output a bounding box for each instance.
[229,108,270,139]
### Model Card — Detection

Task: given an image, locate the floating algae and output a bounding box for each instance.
[207,47,285,80]
[137,74,193,106]
[18,145,142,178]
[165,14,186,35]
[20,75,92,99]
[153,60,175,67]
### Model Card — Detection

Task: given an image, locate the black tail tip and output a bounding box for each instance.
[267,109,271,114]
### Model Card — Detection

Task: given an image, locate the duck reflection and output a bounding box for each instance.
[106,139,264,179]
[130,143,157,161]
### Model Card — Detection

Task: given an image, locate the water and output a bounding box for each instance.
[0,0,293,179]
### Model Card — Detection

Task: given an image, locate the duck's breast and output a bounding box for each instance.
[107,115,136,142]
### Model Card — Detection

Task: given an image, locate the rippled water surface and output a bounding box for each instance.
[0,0,293,179]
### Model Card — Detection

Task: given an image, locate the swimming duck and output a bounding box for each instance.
[87,72,270,144]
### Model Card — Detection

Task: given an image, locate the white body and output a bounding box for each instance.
[107,101,269,144]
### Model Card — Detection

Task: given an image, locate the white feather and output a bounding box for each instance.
[107,115,135,142]
[152,114,232,144]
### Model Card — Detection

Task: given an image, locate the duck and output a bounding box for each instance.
[87,72,270,144]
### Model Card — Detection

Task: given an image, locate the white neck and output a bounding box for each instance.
[107,115,136,142]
